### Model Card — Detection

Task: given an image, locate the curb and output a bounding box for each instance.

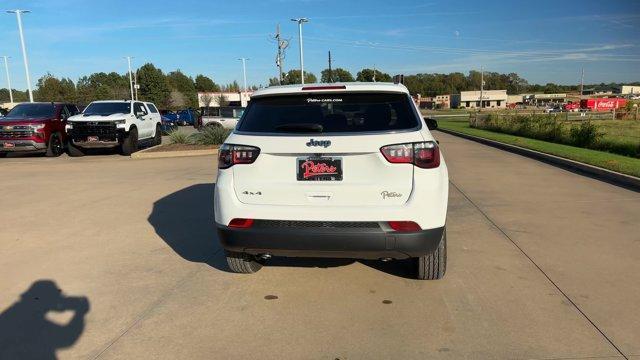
[437,128,640,192]
[131,146,218,159]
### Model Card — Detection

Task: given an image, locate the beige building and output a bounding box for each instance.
[452,90,508,109]
[620,85,640,95]
[434,95,450,109]
[198,91,252,108]
[507,94,524,105]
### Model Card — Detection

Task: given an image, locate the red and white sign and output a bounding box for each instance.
[581,98,627,112]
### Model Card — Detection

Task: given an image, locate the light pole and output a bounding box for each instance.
[238,58,249,92]
[2,56,13,103]
[7,10,33,102]
[125,56,134,101]
[291,18,309,84]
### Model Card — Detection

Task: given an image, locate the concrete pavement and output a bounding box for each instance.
[0,133,638,359]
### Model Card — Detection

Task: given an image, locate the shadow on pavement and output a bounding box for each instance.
[149,183,417,278]
[148,183,225,268]
[0,280,90,360]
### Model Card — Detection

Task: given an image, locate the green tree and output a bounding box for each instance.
[166,70,197,108]
[194,74,220,92]
[34,74,77,102]
[137,63,170,107]
[283,70,317,85]
[320,68,354,83]
[222,81,241,92]
[356,68,391,82]
[268,77,280,86]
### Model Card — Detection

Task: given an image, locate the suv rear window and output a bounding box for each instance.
[237,93,419,134]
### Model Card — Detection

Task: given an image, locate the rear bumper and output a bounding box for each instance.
[0,139,47,152]
[216,223,445,259]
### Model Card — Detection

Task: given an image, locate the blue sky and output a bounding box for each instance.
[0,0,638,90]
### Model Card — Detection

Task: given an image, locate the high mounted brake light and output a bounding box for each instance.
[218,144,260,169]
[301,85,347,91]
[380,141,440,169]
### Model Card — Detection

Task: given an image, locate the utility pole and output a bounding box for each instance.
[579,67,584,99]
[7,10,33,102]
[479,65,484,111]
[238,58,249,93]
[125,56,134,101]
[274,24,289,85]
[2,56,13,103]
[373,64,376,82]
[328,50,333,82]
[133,69,139,100]
[291,18,309,85]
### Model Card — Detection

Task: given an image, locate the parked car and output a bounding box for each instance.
[161,115,178,134]
[544,105,562,113]
[65,100,162,156]
[160,110,179,125]
[214,83,448,280]
[176,109,199,126]
[0,102,79,157]
[199,106,245,130]
[563,102,580,112]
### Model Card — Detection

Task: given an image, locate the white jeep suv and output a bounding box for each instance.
[66,100,162,156]
[214,83,448,280]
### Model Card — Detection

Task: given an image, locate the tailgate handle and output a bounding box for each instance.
[307,192,332,201]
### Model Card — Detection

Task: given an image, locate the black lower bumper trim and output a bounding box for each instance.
[216,223,445,259]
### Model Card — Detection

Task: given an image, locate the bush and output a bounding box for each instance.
[568,121,601,147]
[168,130,191,144]
[193,125,232,145]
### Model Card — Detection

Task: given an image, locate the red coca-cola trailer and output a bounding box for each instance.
[580,98,627,112]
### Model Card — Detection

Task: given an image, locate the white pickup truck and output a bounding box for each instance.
[199,106,245,130]
[66,100,162,156]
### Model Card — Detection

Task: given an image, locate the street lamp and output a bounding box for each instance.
[291,17,309,85]
[238,58,249,93]
[124,56,134,100]
[1,56,13,103]
[7,10,33,102]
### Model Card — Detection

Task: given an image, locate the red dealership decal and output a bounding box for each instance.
[300,160,338,179]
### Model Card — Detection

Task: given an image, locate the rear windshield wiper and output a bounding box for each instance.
[275,123,323,133]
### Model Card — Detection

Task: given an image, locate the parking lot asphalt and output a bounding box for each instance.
[0,132,638,359]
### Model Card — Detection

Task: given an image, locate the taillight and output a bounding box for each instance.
[228,218,254,228]
[218,144,260,169]
[380,141,440,169]
[388,221,421,232]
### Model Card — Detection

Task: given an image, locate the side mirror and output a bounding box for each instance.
[135,111,144,118]
[424,117,438,130]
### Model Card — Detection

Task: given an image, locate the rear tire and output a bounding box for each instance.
[120,128,138,155]
[416,228,447,280]
[154,124,162,146]
[67,143,85,157]
[225,251,263,274]
[45,133,64,157]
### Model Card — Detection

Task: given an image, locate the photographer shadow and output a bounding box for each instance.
[0,280,90,360]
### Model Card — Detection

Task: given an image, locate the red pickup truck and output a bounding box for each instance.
[0,102,79,157]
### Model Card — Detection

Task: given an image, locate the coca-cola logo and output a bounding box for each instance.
[300,160,337,179]
[597,101,615,109]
